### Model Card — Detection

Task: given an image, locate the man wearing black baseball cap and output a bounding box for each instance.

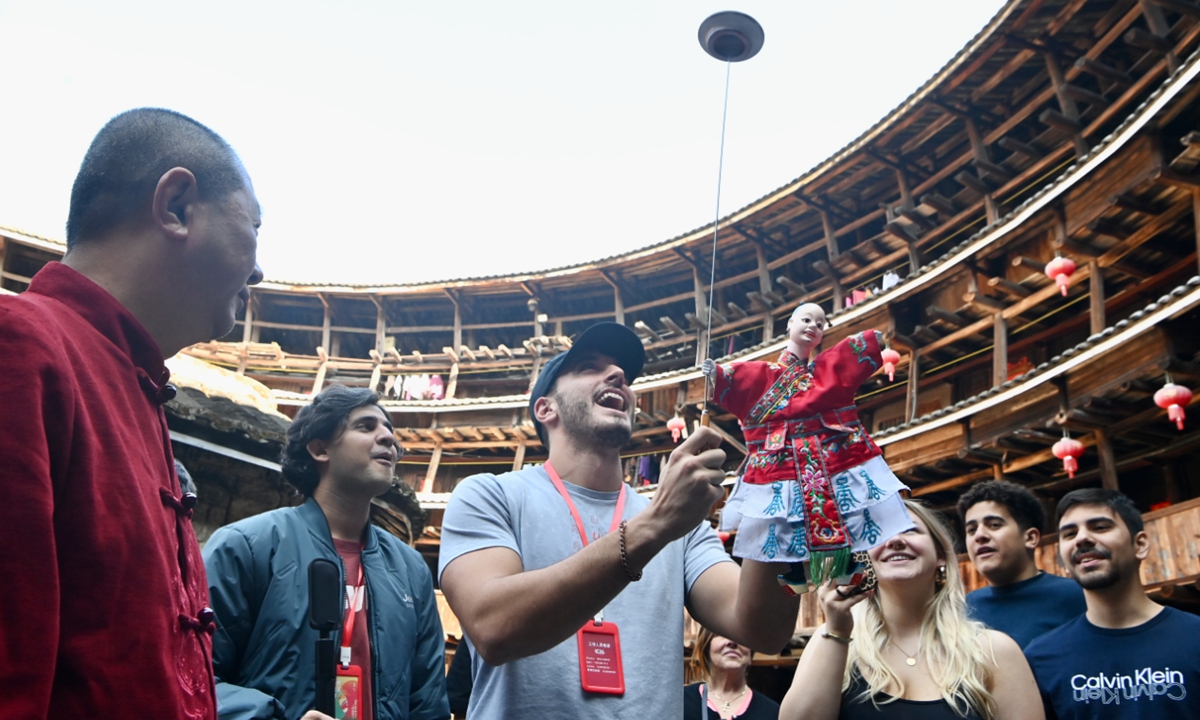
[439,322,801,719]
[527,321,647,447]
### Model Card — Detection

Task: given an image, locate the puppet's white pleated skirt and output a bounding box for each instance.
[719,455,913,563]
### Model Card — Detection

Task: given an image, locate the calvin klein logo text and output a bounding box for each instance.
[1071,668,1187,704]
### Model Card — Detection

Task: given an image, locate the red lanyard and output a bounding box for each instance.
[545,461,626,547]
[340,555,365,668]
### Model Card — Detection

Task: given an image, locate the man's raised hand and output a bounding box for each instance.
[645,426,727,541]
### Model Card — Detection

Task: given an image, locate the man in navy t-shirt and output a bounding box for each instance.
[958,480,1086,647]
[1025,488,1200,719]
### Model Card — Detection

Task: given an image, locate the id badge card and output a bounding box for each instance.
[335,664,363,719]
[577,621,625,695]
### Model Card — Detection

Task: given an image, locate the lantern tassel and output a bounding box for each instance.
[1169,404,1186,431]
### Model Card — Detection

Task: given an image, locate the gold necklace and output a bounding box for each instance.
[890,638,920,666]
[708,685,748,713]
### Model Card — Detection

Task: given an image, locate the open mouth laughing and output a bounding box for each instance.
[595,388,628,413]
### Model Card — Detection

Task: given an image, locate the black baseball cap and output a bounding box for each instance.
[528,322,646,446]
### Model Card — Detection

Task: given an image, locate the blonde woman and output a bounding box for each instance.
[780,500,1043,720]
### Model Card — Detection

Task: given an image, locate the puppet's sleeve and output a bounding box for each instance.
[710,360,775,421]
[823,330,885,396]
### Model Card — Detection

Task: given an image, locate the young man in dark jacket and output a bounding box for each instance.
[204,385,449,720]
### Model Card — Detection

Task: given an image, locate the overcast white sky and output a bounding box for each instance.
[0,1,1002,285]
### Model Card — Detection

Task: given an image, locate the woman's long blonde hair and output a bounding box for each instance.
[842,499,997,719]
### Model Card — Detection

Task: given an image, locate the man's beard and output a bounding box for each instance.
[556,391,632,450]
[1067,546,1122,590]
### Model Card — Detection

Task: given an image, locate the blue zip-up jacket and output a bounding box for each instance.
[203,498,449,720]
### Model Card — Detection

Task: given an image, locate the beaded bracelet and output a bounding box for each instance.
[619,520,642,582]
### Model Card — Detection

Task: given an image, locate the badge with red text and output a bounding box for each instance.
[335,664,363,719]
[577,621,625,694]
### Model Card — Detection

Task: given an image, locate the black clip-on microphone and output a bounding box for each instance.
[309,558,342,716]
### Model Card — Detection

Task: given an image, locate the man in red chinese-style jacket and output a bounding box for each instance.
[701,303,912,585]
[0,108,263,720]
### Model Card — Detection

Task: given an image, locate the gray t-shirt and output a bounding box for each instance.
[438,465,733,720]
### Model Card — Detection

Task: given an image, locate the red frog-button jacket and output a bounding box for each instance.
[0,263,216,720]
[710,330,885,485]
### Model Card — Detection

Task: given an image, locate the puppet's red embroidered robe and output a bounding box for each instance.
[711,330,912,579]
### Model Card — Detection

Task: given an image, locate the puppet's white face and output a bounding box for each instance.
[787,305,826,351]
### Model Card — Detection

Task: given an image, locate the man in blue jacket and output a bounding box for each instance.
[204,385,449,720]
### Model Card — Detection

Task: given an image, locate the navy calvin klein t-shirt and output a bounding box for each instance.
[1024,606,1200,719]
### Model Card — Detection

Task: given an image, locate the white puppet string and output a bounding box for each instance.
[704,59,732,416]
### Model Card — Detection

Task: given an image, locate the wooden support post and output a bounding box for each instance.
[963,117,991,165]
[907,239,923,271]
[242,291,254,344]
[984,196,1000,226]
[1094,429,1119,491]
[372,297,387,356]
[320,298,332,354]
[814,259,844,310]
[895,168,914,211]
[598,269,627,325]
[1043,51,1089,157]
[512,443,527,471]
[820,210,839,260]
[450,296,462,352]
[368,351,383,392]
[1193,188,1200,277]
[690,261,710,363]
[1089,261,1106,335]
[313,349,329,394]
[993,313,1008,388]
[421,445,443,494]
[906,350,921,422]
[446,363,460,400]
[1139,0,1181,73]
[754,243,774,340]
[692,265,706,319]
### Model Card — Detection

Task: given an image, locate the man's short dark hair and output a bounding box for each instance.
[1056,488,1144,536]
[281,385,384,497]
[66,108,247,248]
[957,479,1046,533]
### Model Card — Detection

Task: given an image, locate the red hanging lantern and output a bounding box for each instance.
[667,416,686,443]
[1045,256,1076,297]
[1154,382,1193,431]
[881,348,901,382]
[1052,436,1085,478]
